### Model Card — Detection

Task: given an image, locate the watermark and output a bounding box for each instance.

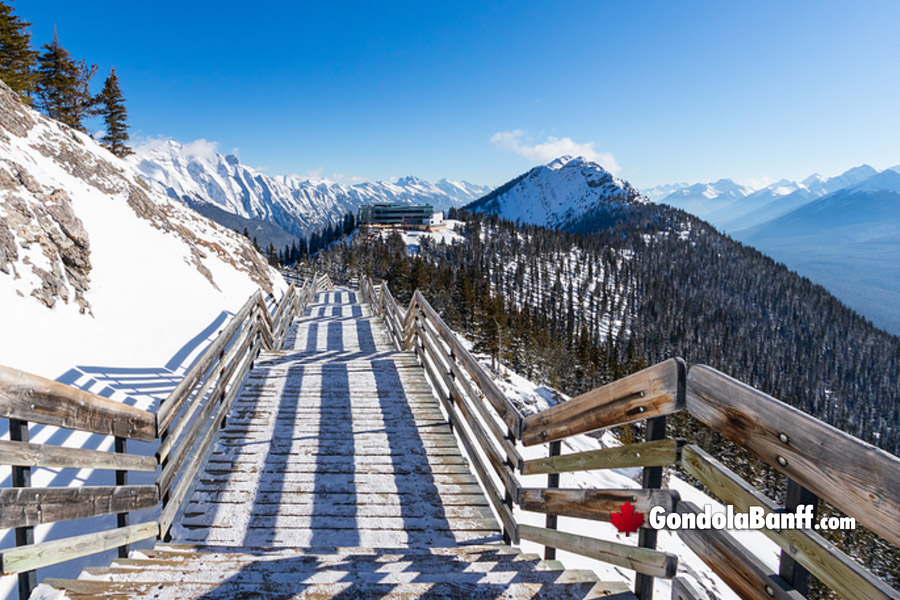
[610,502,856,534]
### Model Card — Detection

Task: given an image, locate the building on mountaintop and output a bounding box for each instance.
[358,203,445,231]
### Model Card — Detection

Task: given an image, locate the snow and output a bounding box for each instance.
[381,219,466,254]
[131,139,492,239]
[469,156,647,230]
[431,332,783,600]
[0,84,288,600]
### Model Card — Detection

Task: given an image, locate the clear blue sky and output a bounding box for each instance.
[15,0,900,188]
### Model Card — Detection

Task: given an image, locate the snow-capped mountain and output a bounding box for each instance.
[648,165,880,232]
[466,155,647,229]
[0,81,284,379]
[654,178,754,219]
[716,164,879,231]
[131,139,491,247]
[737,169,900,334]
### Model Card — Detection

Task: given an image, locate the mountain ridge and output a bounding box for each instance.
[132,139,492,248]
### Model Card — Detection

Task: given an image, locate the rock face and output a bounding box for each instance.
[0,79,279,316]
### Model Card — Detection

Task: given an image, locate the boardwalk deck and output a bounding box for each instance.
[39,287,636,599]
[177,288,503,548]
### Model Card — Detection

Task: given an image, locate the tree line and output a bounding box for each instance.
[308,207,900,590]
[0,2,132,156]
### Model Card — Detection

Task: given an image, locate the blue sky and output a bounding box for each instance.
[16,1,900,188]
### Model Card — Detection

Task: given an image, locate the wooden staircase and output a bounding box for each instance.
[39,544,635,599]
[36,288,633,599]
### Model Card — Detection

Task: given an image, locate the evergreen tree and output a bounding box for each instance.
[35,28,96,131]
[0,2,38,101]
[93,68,131,156]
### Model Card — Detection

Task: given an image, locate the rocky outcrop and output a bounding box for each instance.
[0,159,92,311]
[0,78,278,315]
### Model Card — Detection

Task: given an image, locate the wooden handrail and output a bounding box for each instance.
[687,364,900,550]
[357,274,900,600]
[0,366,156,441]
[0,274,327,592]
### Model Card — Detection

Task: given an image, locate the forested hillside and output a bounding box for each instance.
[322,207,900,457]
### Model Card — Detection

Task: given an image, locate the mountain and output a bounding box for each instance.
[653,178,754,220]
[0,81,284,379]
[131,140,491,248]
[648,165,881,233]
[335,163,900,456]
[737,169,900,334]
[718,164,878,231]
[465,156,647,230]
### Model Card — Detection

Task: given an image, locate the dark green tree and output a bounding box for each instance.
[93,68,131,156]
[35,28,96,131]
[0,2,38,101]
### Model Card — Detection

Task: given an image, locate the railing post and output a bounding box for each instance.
[779,478,819,595]
[114,436,129,558]
[503,425,516,546]
[9,418,36,600]
[635,415,666,600]
[544,440,562,559]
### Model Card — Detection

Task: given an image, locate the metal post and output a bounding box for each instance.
[10,419,36,600]
[635,415,666,600]
[779,479,818,595]
[114,436,129,558]
[503,426,515,546]
[544,440,562,559]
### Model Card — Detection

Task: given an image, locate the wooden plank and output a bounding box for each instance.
[0,365,156,441]
[0,521,158,575]
[672,577,706,600]
[687,364,900,550]
[522,438,682,475]
[518,487,676,525]
[521,358,685,446]
[518,524,677,579]
[0,485,158,528]
[157,291,258,433]
[676,502,804,600]
[157,322,257,495]
[157,318,258,463]
[0,439,156,472]
[682,444,899,600]
[416,323,521,501]
[412,291,523,436]
[159,340,257,535]
[419,313,523,468]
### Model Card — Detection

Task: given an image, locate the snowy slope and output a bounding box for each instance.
[131,139,491,244]
[0,81,285,381]
[466,156,647,229]
[0,80,290,600]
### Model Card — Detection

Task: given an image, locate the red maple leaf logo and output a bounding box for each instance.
[611,500,644,536]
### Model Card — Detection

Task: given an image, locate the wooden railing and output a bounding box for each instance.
[360,275,900,600]
[0,273,332,599]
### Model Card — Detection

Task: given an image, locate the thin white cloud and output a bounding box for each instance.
[490,129,620,173]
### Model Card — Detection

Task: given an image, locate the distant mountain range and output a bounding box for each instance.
[131,139,491,248]
[645,164,900,334]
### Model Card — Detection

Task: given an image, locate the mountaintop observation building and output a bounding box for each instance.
[357,203,445,231]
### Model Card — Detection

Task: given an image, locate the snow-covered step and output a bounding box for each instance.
[30,288,635,599]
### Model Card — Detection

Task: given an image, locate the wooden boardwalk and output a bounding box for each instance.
[177,288,502,548]
[40,287,634,599]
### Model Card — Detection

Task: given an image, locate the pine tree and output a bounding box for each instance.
[0,2,38,101]
[35,28,96,131]
[93,68,131,156]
